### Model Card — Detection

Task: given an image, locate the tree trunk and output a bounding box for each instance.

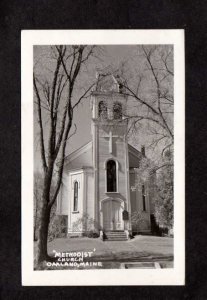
[36,200,51,266]
[34,195,38,241]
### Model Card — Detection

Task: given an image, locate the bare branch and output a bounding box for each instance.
[66,124,77,140]
[34,101,51,113]
[142,46,174,139]
[55,46,70,81]
[81,46,96,64]
[123,86,159,115]
[161,143,173,156]
[72,82,96,109]
[33,75,47,171]
[161,50,174,76]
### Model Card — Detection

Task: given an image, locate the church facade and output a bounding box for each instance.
[57,72,156,239]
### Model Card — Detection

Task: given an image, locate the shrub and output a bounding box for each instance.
[72,213,100,238]
[48,215,68,242]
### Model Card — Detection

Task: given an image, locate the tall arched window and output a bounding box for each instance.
[98,101,107,119]
[142,184,146,211]
[113,102,122,119]
[107,160,117,192]
[73,181,78,211]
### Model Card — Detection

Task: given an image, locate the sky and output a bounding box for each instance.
[68,46,141,152]
[34,45,173,172]
[34,45,138,171]
[67,46,137,152]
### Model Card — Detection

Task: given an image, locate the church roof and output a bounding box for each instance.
[128,143,142,159]
[64,141,93,169]
[94,69,126,93]
[63,140,144,170]
[128,143,143,168]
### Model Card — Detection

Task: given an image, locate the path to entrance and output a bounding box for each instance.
[48,235,173,262]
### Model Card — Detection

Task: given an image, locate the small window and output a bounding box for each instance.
[73,181,78,211]
[142,184,146,211]
[98,101,107,119]
[113,102,122,119]
[107,160,117,192]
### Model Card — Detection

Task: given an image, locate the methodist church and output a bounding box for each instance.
[57,71,156,240]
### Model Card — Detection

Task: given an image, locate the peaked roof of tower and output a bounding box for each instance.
[94,67,126,93]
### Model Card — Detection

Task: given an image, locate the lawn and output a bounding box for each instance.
[34,235,173,269]
[38,235,173,268]
[48,235,173,257]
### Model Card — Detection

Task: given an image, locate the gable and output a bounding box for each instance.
[96,74,119,92]
[64,141,93,171]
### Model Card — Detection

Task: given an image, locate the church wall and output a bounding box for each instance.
[129,172,137,212]
[86,171,95,220]
[148,173,156,214]
[56,172,69,215]
[68,171,84,233]
[129,170,152,233]
[98,137,127,201]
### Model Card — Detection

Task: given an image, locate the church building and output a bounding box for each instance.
[57,71,156,240]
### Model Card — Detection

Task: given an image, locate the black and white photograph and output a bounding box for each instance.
[22,30,184,285]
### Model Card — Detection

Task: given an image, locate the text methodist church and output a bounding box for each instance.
[57,71,156,240]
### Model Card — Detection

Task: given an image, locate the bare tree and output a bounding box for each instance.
[122,45,174,169]
[33,45,97,266]
[120,45,174,230]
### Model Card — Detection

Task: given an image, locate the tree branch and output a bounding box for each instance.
[72,82,96,109]
[33,75,48,172]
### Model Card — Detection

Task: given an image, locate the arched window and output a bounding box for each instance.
[113,102,122,119]
[142,184,146,211]
[73,181,78,211]
[98,101,107,119]
[107,160,117,192]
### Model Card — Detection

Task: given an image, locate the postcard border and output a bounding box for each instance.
[21,29,185,286]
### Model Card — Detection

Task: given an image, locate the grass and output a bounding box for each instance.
[34,235,173,270]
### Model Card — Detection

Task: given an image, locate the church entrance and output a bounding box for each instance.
[102,199,123,231]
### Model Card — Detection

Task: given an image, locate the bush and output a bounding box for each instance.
[87,231,99,238]
[72,213,100,238]
[48,215,68,242]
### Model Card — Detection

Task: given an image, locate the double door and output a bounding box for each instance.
[103,200,123,230]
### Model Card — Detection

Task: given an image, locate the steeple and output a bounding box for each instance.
[90,69,127,121]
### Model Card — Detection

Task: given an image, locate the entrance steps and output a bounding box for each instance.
[104,230,128,241]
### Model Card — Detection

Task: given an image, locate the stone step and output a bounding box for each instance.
[106,234,127,235]
[106,232,126,234]
[104,231,128,241]
[106,236,128,238]
[106,231,125,233]
[106,235,127,237]
[107,239,128,241]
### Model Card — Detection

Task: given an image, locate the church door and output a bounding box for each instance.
[103,200,123,231]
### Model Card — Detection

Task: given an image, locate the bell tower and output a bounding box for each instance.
[90,70,131,232]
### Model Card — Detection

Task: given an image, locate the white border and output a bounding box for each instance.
[22,30,185,286]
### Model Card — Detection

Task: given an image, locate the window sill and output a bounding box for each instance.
[105,192,119,194]
[72,211,79,214]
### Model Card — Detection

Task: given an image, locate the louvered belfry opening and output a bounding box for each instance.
[113,102,122,119]
[98,100,108,119]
